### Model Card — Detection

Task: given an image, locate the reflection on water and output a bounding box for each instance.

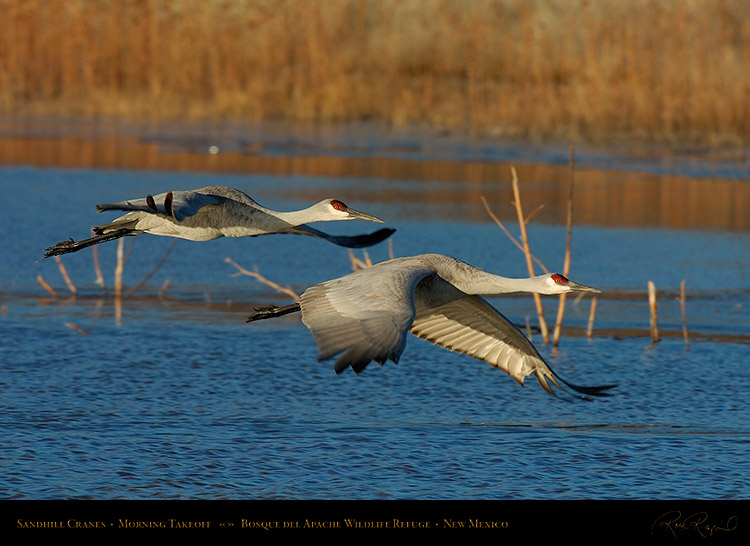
[1,118,748,230]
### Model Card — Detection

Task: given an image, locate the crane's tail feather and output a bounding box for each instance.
[44,228,138,257]
[97,193,172,216]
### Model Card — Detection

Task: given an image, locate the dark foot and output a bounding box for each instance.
[246,303,301,323]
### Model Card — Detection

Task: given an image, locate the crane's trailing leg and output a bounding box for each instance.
[44,228,136,257]
[246,303,301,323]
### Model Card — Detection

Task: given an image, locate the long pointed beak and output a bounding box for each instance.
[345,207,384,223]
[569,281,601,293]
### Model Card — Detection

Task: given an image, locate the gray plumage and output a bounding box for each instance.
[249,254,615,398]
[45,185,394,257]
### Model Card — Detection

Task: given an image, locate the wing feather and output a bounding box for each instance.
[299,258,436,373]
[410,292,562,393]
[96,189,229,221]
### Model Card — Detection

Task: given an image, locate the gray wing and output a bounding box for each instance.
[95,186,252,222]
[410,284,562,394]
[299,259,435,373]
[411,294,614,397]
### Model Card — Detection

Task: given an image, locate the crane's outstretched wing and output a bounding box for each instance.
[96,189,232,222]
[410,284,613,397]
[411,293,559,391]
[299,258,435,372]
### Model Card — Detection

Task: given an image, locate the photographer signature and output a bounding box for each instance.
[651,511,738,539]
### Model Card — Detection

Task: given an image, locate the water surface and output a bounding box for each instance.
[1,123,748,501]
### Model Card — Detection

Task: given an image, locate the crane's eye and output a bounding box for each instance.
[551,274,568,285]
[330,200,347,211]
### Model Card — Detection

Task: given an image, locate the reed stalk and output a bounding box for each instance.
[510,166,549,343]
[552,147,575,347]
[54,256,77,295]
[158,278,171,298]
[680,279,690,351]
[586,297,597,340]
[114,238,124,299]
[648,280,660,343]
[92,238,105,292]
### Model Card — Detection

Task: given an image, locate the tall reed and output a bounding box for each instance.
[1,0,747,143]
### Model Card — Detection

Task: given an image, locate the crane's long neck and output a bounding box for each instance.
[461,271,548,295]
[269,204,324,227]
[434,259,550,295]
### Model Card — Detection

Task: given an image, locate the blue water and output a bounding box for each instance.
[1,163,749,500]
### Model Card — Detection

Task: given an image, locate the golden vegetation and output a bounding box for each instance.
[1,0,748,144]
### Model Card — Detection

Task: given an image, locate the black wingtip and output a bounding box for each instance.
[563,381,618,400]
[333,227,396,248]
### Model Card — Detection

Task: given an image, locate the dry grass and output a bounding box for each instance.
[1,0,748,144]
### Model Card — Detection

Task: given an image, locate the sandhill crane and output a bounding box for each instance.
[44,185,394,257]
[247,253,615,398]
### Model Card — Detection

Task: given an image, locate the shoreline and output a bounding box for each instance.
[2,0,747,149]
[1,116,748,232]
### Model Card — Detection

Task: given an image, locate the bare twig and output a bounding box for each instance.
[480,195,548,273]
[65,323,90,335]
[225,257,300,300]
[37,275,58,297]
[510,166,549,343]
[54,256,77,295]
[127,240,177,296]
[523,203,546,225]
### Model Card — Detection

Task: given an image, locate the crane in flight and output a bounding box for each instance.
[44,185,394,257]
[247,253,615,398]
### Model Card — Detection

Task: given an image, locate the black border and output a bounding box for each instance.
[4,500,748,541]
